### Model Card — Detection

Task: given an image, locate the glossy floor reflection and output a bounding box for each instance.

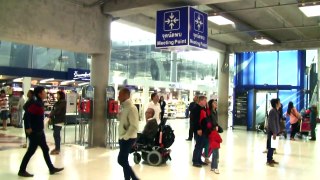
[0,119,319,180]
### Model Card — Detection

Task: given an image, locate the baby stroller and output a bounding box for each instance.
[131,118,175,166]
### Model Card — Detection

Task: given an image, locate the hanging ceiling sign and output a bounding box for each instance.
[156,6,208,50]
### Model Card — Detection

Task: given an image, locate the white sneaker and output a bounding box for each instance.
[214,169,220,174]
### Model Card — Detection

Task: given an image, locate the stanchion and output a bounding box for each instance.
[106,118,119,149]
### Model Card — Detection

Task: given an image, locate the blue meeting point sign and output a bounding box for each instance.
[156,6,208,50]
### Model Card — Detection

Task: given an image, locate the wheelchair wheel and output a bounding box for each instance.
[133,152,141,164]
[147,150,162,166]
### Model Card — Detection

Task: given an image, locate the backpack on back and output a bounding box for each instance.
[161,125,175,148]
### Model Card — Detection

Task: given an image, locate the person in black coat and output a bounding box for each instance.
[159,96,166,123]
[186,95,198,141]
[49,91,66,155]
[21,90,34,148]
[191,96,208,167]
[18,86,64,177]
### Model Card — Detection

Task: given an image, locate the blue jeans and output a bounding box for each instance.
[192,134,206,165]
[211,149,219,169]
[118,139,139,180]
[53,125,62,151]
[266,131,275,162]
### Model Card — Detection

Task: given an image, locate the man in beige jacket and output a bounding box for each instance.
[117,88,139,180]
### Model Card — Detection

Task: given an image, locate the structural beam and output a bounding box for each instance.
[0,0,109,54]
[229,40,320,52]
[102,0,239,17]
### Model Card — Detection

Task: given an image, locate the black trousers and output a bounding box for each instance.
[311,123,316,140]
[192,134,206,164]
[160,111,165,122]
[118,139,138,180]
[53,125,62,150]
[290,122,299,138]
[19,131,54,172]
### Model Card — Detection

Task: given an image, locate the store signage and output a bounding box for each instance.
[66,92,78,113]
[67,68,90,82]
[156,6,208,50]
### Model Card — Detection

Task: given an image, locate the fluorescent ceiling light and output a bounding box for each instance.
[40,78,54,83]
[78,82,89,86]
[208,15,234,25]
[13,78,23,82]
[253,38,274,45]
[60,80,75,85]
[299,3,320,17]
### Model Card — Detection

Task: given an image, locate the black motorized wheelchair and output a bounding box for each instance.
[131,118,175,166]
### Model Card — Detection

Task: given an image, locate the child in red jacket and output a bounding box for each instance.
[208,128,222,174]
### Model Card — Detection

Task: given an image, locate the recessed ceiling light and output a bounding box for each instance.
[299,3,320,17]
[208,15,234,25]
[253,38,274,45]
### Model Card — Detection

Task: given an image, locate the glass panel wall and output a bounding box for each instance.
[110,22,218,84]
[0,41,90,71]
[278,50,299,86]
[0,41,31,68]
[255,51,277,85]
[1,21,218,87]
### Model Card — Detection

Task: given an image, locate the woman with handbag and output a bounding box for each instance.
[286,101,301,141]
[49,91,66,155]
[202,99,220,163]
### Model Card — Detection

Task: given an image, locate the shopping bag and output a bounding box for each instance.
[271,136,279,149]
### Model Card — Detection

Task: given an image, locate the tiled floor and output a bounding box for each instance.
[0,119,319,180]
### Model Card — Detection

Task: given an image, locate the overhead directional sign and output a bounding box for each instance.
[156,6,207,50]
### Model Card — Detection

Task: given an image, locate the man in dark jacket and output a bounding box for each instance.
[266,98,280,167]
[191,95,207,167]
[186,95,198,141]
[18,86,64,177]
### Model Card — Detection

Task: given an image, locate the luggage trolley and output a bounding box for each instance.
[299,109,311,137]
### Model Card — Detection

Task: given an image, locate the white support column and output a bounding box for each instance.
[170,52,177,82]
[88,15,112,147]
[218,51,229,130]
[189,89,194,102]
[22,77,31,97]
[142,85,149,122]
[318,49,320,112]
